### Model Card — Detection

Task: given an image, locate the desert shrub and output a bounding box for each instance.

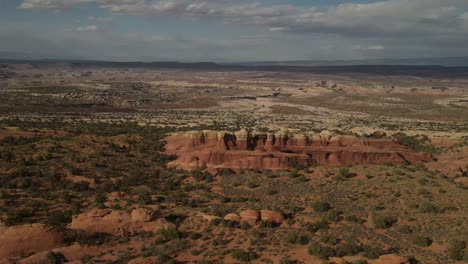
[138,191,152,205]
[353,261,368,264]
[284,231,309,245]
[279,258,298,264]
[345,215,360,223]
[289,169,300,178]
[193,171,212,182]
[418,202,439,213]
[247,182,259,188]
[325,209,342,222]
[337,167,350,178]
[372,214,397,229]
[231,249,259,262]
[158,228,180,241]
[288,159,305,170]
[240,221,251,230]
[412,235,432,247]
[47,210,72,227]
[188,233,201,240]
[216,168,236,176]
[46,251,66,264]
[362,245,384,259]
[5,209,33,226]
[307,242,336,259]
[94,192,107,208]
[66,231,115,246]
[448,239,467,261]
[210,218,222,226]
[320,234,339,245]
[398,225,413,234]
[312,201,331,212]
[305,219,330,232]
[395,133,437,153]
[335,241,362,257]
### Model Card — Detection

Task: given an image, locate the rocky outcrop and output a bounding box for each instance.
[240,210,260,226]
[223,210,284,226]
[164,130,433,173]
[69,209,175,236]
[259,210,285,224]
[0,224,65,259]
[224,213,241,222]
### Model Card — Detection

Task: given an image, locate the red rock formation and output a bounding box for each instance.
[164,130,433,173]
[69,209,175,236]
[0,224,65,259]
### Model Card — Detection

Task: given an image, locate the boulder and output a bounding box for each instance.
[224,213,241,222]
[0,224,65,259]
[69,209,175,236]
[239,209,259,225]
[375,254,409,264]
[131,208,153,223]
[260,210,284,224]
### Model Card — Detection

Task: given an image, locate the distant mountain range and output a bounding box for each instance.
[234,57,468,67]
[0,51,467,67]
[2,56,468,78]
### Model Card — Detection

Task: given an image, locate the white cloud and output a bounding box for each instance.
[353,45,385,51]
[13,0,468,60]
[76,25,100,32]
[18,0,468,37]
[269,27,290,32]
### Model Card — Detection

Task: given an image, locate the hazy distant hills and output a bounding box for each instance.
[233,57,468,67]
[2,55,468,78]
[1,50,468,67]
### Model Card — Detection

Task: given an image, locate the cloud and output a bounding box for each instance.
[18,0,468,39]
[353,45,385,51]
[13,0,468,61]
[269,27,290,32]
[76,25,100,32]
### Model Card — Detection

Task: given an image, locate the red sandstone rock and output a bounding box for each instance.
[224,213,241,222]
[260,210,284,224]
[375,254,409,264]
[240,209,260,226]
[164,130,433,172]
[69,209,175,236]
[131,208,153,223]
[0,224,65,259]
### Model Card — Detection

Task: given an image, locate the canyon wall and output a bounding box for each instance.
[164,129,433,173]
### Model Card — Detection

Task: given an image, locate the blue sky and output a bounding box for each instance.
[1,0,468,61]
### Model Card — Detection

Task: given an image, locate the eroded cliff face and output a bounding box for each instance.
[164,129,433,173]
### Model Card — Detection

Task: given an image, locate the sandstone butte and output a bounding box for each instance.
[164,129,434,173]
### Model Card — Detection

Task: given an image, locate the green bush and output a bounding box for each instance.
[372,214,397,229]
[46,251,66,264]
[448,239,467,261]
[362,245,384,259]
[307,242,336,259]
[158,228,180,241]
[284,231,309,245]
[337,167,350,178]
[312,201,331,212]
[47,210,72,227]
[412,235,432,247]
[231,249,259,262]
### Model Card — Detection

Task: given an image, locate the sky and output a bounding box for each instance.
[1,0,468,62]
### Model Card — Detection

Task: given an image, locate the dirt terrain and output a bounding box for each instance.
[0,62,467,263]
